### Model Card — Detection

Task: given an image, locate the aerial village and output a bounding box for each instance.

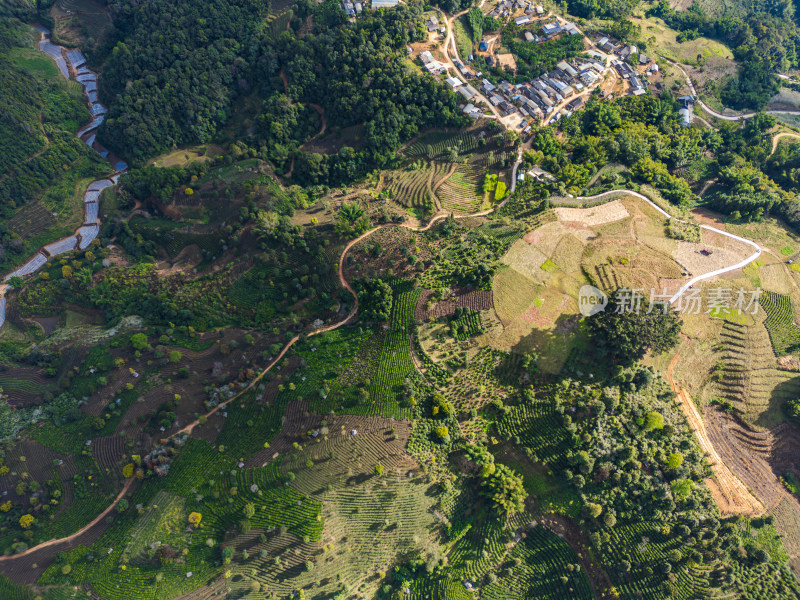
[341,0,686,138]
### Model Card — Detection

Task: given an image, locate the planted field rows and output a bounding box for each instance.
[603,521,712,600]
[384,165,441,210]
[482,525,593,600]
[39,443,324,600]
[366,332,414,420]
[448,514,510,582]
[411,329,451,388]
[404,130,482,161]
[496,396,570,470]
[415,288,493,322]
[433,349,518,415]
[760,291,800,356]
[91,434,125,475]
[6,200,57,239]
[389,280,421,333]
[713,319,800,424]
[403,128,513,168]
[436,165,486,214]
[451,310,482,340]
[279,415,414,497]
[229,462,435,598]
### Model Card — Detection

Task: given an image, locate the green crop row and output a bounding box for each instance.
[759,291,800,356]
[482,526,593,600]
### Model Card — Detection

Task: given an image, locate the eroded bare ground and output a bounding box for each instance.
[667,354,764,515]
[703,407,800,567]
[669,350,800,570]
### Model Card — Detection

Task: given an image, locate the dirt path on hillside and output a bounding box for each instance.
[540,512,612,599]
[0,477,134,564]
[667,354,764,515]
[432,163,457,194]
[308,102,327,136]
[771,132,800,155]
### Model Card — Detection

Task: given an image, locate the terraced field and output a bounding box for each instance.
[383,164,441,211]
[482,526,593,600]
[6,200,57,239]
[403,127,513,168]
[760,291,800,356]
[436,165,486,214]
[711,318,800,426]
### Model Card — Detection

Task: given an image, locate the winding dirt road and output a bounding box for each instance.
[0,478,135,565]
[6,11,779,569]
[771,131,800,155]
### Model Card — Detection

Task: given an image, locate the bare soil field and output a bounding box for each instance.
[668,0,693,12]
[502,239,554,283]
[673,231,752,276]
[495,53,517,70]
[554,199,629,227]
[414,287,493,321]
[522,221,584,256]
[667,354,764,515]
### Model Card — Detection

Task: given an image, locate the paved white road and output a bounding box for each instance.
[570,190,762,303]
[664,58,800,122]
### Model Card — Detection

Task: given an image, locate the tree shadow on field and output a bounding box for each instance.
[510,315,603,378]
[760,375,800,428]
[346,473,371,486]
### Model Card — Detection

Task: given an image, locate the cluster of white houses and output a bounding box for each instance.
[342,0,397,16]
[478,57,606,127]
[413,8,676,135]
[594,34,660,98]
[488,0,546,20]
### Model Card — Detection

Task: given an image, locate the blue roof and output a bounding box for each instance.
[479,42,488,50]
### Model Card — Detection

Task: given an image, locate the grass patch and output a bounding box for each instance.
[709,306,752,325]
[541,259,559,273]
[454,16,473,64]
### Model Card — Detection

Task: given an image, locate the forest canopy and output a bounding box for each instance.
[98,0,271,162]
[98,0,466,181]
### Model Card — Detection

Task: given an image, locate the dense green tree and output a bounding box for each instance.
[335,203,371,238]
[586,289,681,365]
[355,278,393,322]
[99,0,271,162]
[482,464,526,516]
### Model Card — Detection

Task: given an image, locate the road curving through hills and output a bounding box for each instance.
[663,57,800,122]
[0,16,773,566]
[564,189,762,304]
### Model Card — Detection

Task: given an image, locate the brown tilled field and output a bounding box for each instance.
[414,287,493,321]
[343,225,434,281]
[554,199,629,227]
